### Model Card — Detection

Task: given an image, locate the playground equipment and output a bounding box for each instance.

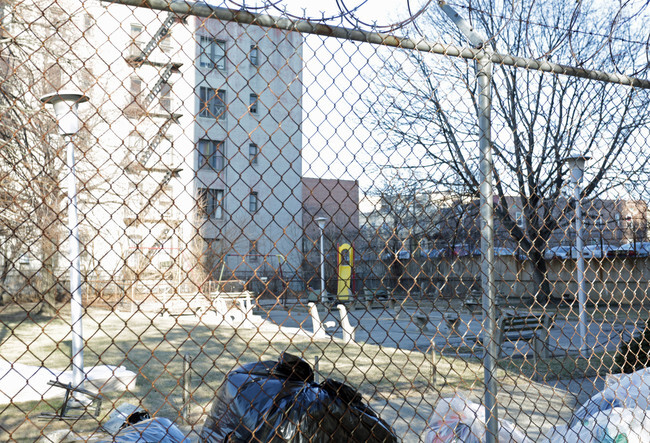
[337,243,353,301]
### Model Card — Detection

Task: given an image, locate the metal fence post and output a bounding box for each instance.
[438,3,498,441]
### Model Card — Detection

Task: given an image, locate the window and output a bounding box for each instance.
[199,36,226,70]
[83,14,93,34]
[249,240,259,262]
[249,143,258,164]
[127,130,144,149]
[250,45,259,66]
[160,82,172,110]
[129,77,142,103]
[249,192,258,212]
[198,87,226,119]
[160,32,172,53]
[249,93,258,114]
[198,139,224,171]
[0,3,12,36]
[516,211,524,228]
[130,24,144,56]
[198,188,224,219]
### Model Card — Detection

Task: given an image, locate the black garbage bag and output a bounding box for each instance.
[200,353,398,443]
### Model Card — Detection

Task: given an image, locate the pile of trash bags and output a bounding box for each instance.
[426,367,650,442]
[101,353,396,442]
[201,352,397,442]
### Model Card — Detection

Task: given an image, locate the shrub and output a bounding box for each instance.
[615,318,650,373]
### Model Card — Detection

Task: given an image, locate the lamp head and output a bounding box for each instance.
[40,91,89,136]
[315,216,327,230]
[563,153,591,184]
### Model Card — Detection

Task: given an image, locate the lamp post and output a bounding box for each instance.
[40,91,89,390]
[564,153,591,358]
[315,217,327,304]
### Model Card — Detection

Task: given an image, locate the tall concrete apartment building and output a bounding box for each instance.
[8,2,304,288]
[98,5,303,284]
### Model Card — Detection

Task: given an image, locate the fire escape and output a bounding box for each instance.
[124,12,183,269]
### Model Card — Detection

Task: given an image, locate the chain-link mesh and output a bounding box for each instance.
[2,0,650,441]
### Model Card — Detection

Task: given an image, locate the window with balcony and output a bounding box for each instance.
[198,87,226,119]
[199,36,226,70]
[198,139,224,171]
[198,188,224,219]
[160,32,172,53]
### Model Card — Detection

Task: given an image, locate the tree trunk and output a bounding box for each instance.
[530,251,552,305]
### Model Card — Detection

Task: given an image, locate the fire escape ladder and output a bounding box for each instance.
[141,64,174,111]
[137,168,181,217]
[137,114,177,166]
[131,11,176,64]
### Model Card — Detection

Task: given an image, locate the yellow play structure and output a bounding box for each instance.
[337,243,353,301]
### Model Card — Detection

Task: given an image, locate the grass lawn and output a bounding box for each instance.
[0,303,581,441]
[499,351,615,380]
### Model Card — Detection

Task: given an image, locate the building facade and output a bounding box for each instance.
[95,6,304,286]
[0,2,304,294]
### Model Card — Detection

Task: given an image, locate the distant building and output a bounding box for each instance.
[302,177,359,241]
[438,196,649,254]
[301,177,359,290]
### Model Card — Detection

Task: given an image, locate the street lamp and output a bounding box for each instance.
[315,216,327,304]
[41,90,89,390]
[564,153,591,358]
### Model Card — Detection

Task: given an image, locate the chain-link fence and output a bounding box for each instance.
[2,0,650,441]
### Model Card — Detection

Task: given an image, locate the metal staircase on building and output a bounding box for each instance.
[124,11,184,253]
[126,11,178,66]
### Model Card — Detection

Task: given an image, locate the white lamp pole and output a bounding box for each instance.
[316,217,327,304]
[41,91,89,389]
[564,153,590,358]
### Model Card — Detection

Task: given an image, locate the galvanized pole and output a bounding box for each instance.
[66,135,85,391]
[574,174,589,357]
[438,3,498,442]
[316,217,327,303]
[477,54,499,443]
[565,154,590,358]
[41,92,89,394]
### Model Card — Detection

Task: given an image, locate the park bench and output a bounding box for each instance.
[211,290,257,323]
[491,312,556,358]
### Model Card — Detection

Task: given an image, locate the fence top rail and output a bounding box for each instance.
[103,0,650,89]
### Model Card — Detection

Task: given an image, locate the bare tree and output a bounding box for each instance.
[0,3,98,313]
[367,0,650,302]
